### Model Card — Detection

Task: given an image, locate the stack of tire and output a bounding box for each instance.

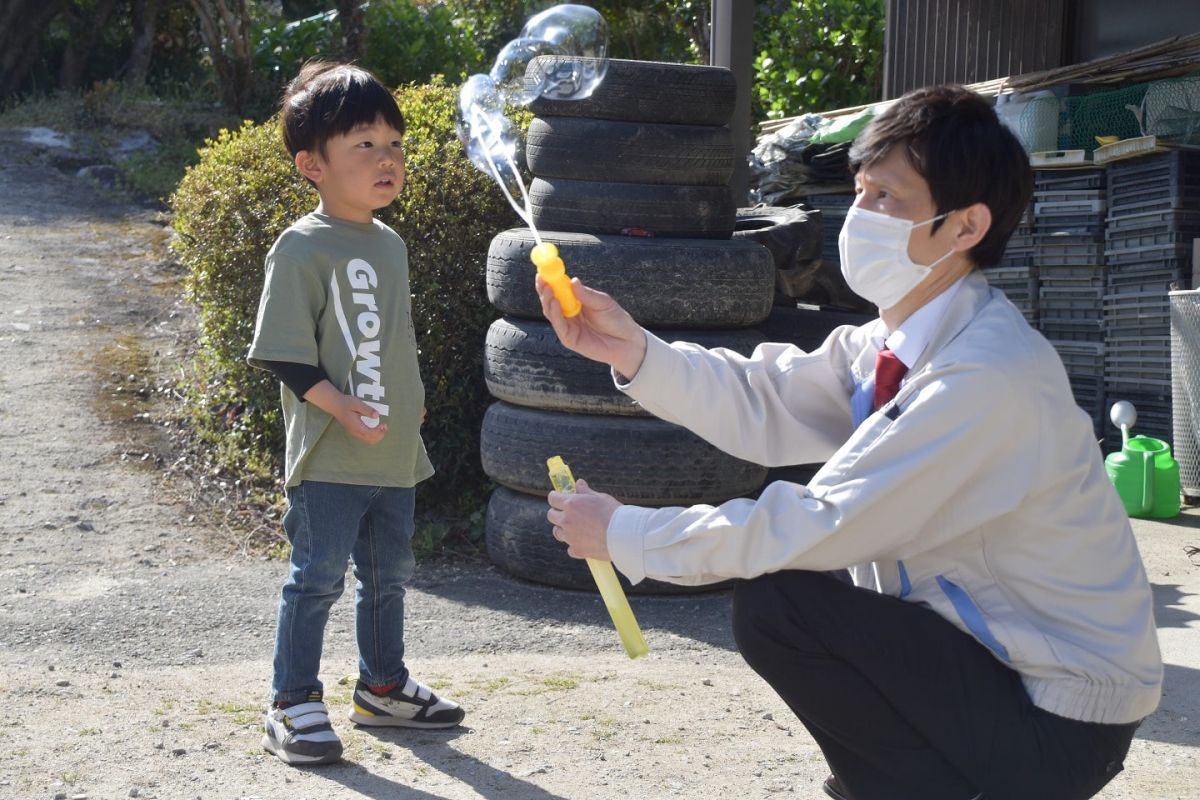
[481,58,777,593]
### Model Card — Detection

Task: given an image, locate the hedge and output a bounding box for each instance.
[170,79,524,522]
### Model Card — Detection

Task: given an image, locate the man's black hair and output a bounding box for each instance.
[848,85,1033,268]
[280,61,406,158]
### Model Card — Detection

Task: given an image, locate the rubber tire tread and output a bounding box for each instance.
[480,401,767,505]
[484,317,766,415]
[486,228,774,328]
[527,57,737,126]
[485,487,723,595]
[526,116,734,185]
[530,177,735,239]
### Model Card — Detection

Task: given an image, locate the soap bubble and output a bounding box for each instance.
[490,4,608,105]
[457,74,529,225]
[490,37,566,106]
[522,3,607,101]
[457,3,609,241]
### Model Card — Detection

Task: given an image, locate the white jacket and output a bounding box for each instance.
[608,270,1162,725]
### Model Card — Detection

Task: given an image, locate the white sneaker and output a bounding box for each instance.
[349,676,465,728]
[262,699,343,765]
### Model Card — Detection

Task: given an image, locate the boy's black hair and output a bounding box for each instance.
[848,85,1033,268]
[280,61,406,158]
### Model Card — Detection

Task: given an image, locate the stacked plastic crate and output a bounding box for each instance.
[1033,167,1108,433]
[1103,151,1200,447]
[807,193,855,276]
[991,201,1037,325]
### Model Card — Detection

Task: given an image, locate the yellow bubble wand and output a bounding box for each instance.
[547,455,648,659]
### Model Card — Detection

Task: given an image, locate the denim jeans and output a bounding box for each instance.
[271,481,417,704]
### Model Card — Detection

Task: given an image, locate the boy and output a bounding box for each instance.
[543,85,1160,799]
[248,61,463,767]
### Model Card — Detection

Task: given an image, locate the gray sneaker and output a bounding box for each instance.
[349,676,465,728]
[262,698,343,765]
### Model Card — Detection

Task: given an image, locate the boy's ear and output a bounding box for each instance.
[294,150,324,184]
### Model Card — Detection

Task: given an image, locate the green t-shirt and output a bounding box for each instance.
[247,212,434,488]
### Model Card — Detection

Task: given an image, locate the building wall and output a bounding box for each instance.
[883,0,1067,98]
[1072,0,1200,61]
[883,0,1200,99]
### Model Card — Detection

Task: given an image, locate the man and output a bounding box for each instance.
[540,85,1161,800]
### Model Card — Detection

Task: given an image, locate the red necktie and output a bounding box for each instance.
[873,348,908,411]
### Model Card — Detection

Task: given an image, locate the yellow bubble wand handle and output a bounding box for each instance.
[547,456,648,659]
[530,243,581,318]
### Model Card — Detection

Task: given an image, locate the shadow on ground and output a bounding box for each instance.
[310,727,570,800]
[413,561,739,653]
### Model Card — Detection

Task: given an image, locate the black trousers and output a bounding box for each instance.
[731,570,1139,800]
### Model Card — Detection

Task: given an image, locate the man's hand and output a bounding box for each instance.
[303,380,388,445]
[546,478,621,561]
[536,275,648,380]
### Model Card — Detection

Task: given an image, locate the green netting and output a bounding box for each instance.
[1140,72,1200,144]
[1061,82,1149,154]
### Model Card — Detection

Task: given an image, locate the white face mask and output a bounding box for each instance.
[838,205,956,309]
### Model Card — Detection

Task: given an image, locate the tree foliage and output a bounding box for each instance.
[4,2,884,122]
[752,0,885,119]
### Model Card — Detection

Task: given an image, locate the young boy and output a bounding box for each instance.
[248,61,463,766]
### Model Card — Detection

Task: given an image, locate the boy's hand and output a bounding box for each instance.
[303,379,387,445]
[421,406,427,424]
[334,396,388,444]
[536,275,647,380]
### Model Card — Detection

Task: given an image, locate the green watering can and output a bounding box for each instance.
[1104,401,1181,519]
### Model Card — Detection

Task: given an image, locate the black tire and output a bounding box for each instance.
[733,205,825,299]
[485,487,725,594]
[484,317,766,416]
[529,177,735,239]
[480,401,767,505]
[527,57,737,126]
[526,116,734,186]
[486,228,774,328]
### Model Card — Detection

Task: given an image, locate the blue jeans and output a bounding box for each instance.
[271,481,417,704]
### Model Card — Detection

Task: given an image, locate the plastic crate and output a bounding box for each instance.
[1035,168,1105,192]
[1104,304,1170,337]
[1107,269,1190,294]
[1106,228,1200,252]
[1106,209,1200,235]
[1107,153,1200,212]
[1104,243,1193,271]
[1040,316,1105,339]
[1035,198,1106,215]
[1034,189,1104,203]
[1035,240,1105,266]
[1036,225,1105,242]
[1040,264,1107,288]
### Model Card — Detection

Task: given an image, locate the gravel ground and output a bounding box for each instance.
[0,127,1197,800]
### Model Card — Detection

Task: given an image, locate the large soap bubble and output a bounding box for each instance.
[457,3,609,243]
[457,74,529,226]
[490,4,608,105]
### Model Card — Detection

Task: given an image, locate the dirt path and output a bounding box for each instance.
[0,128,1197,800]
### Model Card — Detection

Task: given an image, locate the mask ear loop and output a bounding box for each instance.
[913,208,958,269]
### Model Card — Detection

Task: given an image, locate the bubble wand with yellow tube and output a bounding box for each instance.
[547,456,648,658]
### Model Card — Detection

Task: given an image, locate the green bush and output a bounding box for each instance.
[170,79,522,527]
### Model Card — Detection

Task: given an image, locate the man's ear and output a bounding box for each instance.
[294,150,323,184]
[952,202,992,252]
